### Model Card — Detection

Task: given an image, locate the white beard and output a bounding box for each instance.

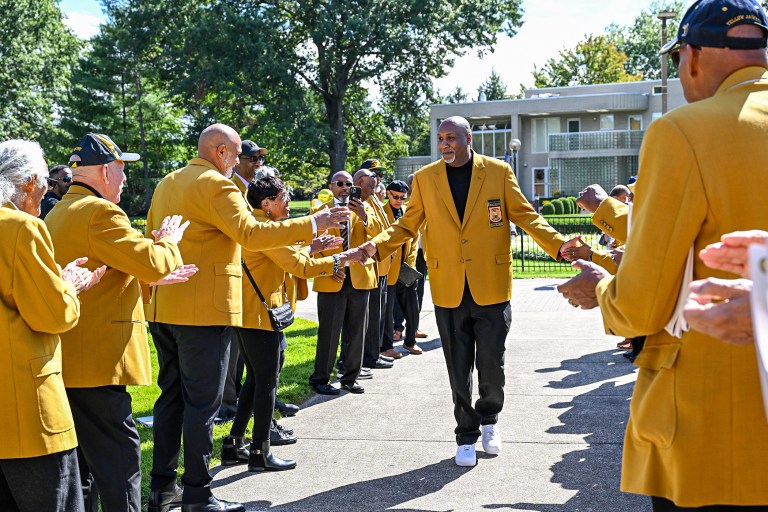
[442,153,455,164]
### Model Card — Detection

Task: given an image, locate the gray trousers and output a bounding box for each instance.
[0,448,84,512]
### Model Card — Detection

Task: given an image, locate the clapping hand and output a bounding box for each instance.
[576,184,609,213]
[149,264,199,287]
[313,206,351,231]
[61,257,107,295]
[152,215,190,245]
[684,277,754,345]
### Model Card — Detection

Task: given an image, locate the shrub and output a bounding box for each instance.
[552,199,564,215]
[541,202,556,215]
[569,197,579,213]
[560,198,572,214]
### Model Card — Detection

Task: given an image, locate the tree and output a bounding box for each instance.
[0,0,81,143]
[478,69,507,101]
[607,0,684,80]
[444,86,469,103]
[532,35,643,88]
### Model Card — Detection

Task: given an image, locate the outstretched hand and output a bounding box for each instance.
[152,215,190,245]
[684,277,753,345]
[699,230,768,278]
[313,206,351,231]
[61,257,107,295]
[310,232,342,255]
[556,260,609,309]
[150,264,199,287]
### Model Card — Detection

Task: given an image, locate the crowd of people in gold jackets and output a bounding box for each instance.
[4,0,768,511]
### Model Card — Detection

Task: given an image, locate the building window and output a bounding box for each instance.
[629,115,643,131]
[599,114,614,131]
[470,123,512,159]
[531,117,559,153]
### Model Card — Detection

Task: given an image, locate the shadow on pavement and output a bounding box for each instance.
[500,350,650,512]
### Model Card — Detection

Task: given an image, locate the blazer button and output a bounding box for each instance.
[461,239,467,244]
[460,258,465,263]
[321,271,327,275]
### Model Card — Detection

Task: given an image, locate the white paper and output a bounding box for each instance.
[748,244,768,421]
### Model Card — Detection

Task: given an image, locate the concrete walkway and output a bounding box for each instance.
[212,278,650,512]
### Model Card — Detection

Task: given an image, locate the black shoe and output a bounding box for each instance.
[271,418,294,436]
[341,382,365,394]
[181,497,245,512]
[357,368,373,380]
[270,422,297,446]
[374,357,394,369]
[248,441,296,472]
[148,485,183,512]
[220,436,249,466]
[275,400,300,417]
[313,383,340,395]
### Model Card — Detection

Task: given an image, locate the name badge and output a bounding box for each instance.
[487,199,503,227]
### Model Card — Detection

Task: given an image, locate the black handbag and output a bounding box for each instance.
[241,260,294,331]
[397,262,423,288]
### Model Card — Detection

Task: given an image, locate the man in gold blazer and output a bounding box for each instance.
[558,1,768,508]
[0,139,104,512]
[46,133,188,512]
[145,124,349,512]
[309,170,378,395]
[361,116,572,467]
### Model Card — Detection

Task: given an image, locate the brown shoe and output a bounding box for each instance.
[381,349,403,359]
[414,330,428,339]
[393,330,403,341]
[404,344,423,355]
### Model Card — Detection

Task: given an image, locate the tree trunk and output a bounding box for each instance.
[324,92,347,181]
[134,71,150,213]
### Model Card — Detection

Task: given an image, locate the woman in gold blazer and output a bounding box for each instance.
[222,176,354,472]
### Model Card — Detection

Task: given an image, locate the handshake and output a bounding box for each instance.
[340,241,378,265]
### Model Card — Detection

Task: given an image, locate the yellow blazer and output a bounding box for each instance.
[373,153,565,307]
[383,202,418,285]
[0,206,79,458]
[366,196,392,277]
[241,210,336,329]
[311,201,377,292]
[596,67,768,506]
[45,184,182,387]
[592,197,628,246]
[145,158,313,327]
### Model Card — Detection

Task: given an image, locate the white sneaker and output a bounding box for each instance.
[481,424,502,454]
[455,444,477,467]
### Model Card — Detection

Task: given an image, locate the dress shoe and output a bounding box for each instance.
[147,484,183,512]
[415,330,428,338]
[270,421,297,446]
[378,354,394,362]
[393,330,403,341]
[373,357,394,369]
[381,349,403,359]
[181,496,244,512]
[341,382,365,394]
[455,444,477,467]
[248,440,296,472]
[220,436,249,466]
[271,418,294,436]
[357,368,373,379]
[403,343,423,355]
[481,424,502,455]
[275,399,300,417]
[313,384,340,395]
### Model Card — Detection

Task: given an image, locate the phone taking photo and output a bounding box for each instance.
[349,186,362,200]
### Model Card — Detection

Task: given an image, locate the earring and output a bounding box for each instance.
[266,209,271,218]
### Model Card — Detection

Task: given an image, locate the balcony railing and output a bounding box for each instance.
[549,130,644,152]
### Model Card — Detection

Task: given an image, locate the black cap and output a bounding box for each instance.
[661,0,768,54]
[241,140,269,157]
[386,180,409,193]
[360,158,386,175]
[68,133,140,168]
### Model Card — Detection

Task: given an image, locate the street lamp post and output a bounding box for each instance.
[658,11,676,115]
[509,138,521,176]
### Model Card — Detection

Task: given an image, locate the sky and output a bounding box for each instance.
[58,0,671,97]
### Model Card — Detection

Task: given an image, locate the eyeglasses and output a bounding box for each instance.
[268,191,289,201]
[47,176,72,185]
[242,155,266,162]
[669,44,699,69]
[388,193,406,201]
[334,181,353,188]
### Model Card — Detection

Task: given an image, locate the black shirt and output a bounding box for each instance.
[39,191,61,219]
[446,154,473,224]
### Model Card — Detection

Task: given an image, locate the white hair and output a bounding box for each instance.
[255,166,279,180]
[0,140,47,205]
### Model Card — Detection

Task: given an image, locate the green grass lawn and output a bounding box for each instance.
[130,318,320,506]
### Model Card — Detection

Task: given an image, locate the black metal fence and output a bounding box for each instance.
[513,215,601,274]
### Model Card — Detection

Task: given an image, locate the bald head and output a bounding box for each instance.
[197,124,242,175]
[438,116,471,135]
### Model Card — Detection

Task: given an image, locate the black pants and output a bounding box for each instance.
[67,386,141,512]
[310,277,369,386]
[384,282,420,349]
[0,449,84,512]
[652,497,768,511]
[363,276,388,367]
[148,323,230,504]
[416,248,427,311]
[219,327,239,419]
[435,285,511,445]
[229,328,281,443]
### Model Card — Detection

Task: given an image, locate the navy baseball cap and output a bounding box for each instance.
[386,180,409,193]
[360,158,386,175]
[68,133,140,168]
[661,0,768,54]
[240,140,269,157]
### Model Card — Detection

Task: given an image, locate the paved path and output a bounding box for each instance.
[212,279,649,511]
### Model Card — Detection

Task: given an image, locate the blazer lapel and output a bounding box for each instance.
[462,154,486,228]
[432,164,462,228]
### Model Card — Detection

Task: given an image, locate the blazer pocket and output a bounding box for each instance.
[495,253,512,264]
[629,343,681,448]
[213,263,242,313]
[427,257,438,269]
[30,355,74,434]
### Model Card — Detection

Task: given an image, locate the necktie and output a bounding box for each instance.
[340,221,349,251]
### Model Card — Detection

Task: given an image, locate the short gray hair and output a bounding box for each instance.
[0,140,47,205]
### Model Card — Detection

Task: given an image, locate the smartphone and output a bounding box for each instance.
[349,186,362,200]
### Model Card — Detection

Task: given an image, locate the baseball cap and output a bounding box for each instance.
[661,0,768,54]
[68,133,140,168]
[386,180,409,193]
[360,158,386,175]
[241,140,269,157]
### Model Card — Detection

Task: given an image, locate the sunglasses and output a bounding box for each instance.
[47,176,72,185]
[242,155,266,162]
[669,44,699,69]
[388,193,406,201]
[334,181,353,188]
